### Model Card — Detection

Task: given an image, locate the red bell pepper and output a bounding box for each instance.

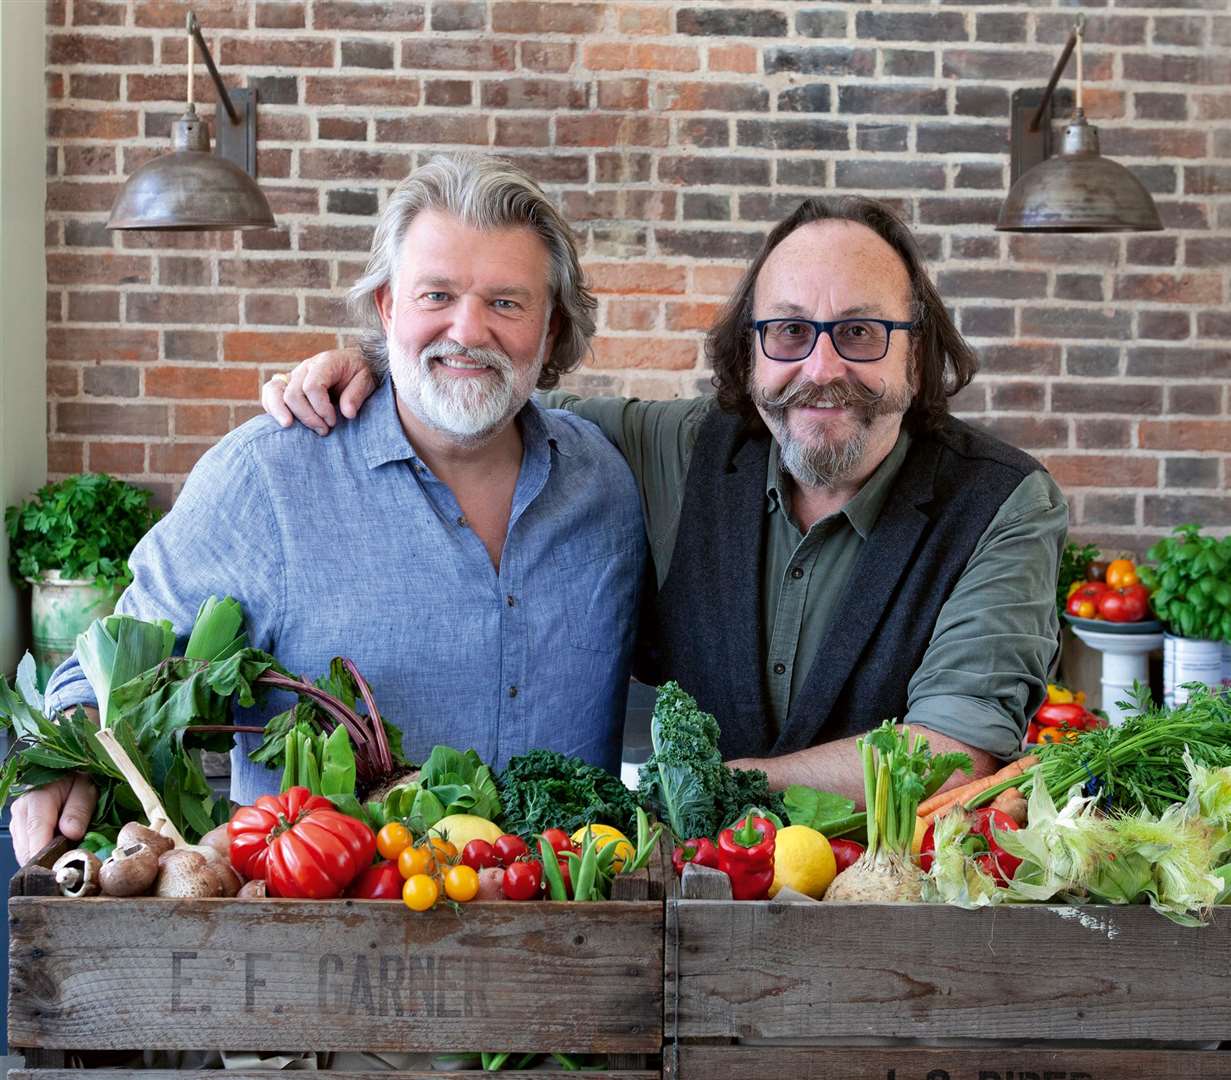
[717,816,776,900]
[672,836,721,876]
[919,807,1022,886]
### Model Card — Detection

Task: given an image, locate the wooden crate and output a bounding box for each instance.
[665,867,1231,1080]
[8,838,664,1079]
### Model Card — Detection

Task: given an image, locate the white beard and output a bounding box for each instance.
[388,324,547,445]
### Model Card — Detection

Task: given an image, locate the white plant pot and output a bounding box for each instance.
[30,570,121,690]
[1163,633,1226,708]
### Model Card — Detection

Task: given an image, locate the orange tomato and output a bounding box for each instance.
[1036,726,1078,744]
[1106,558,1138,589]
[398,843,434,879]
[429,837,458,864]
[402,873,440,912]
[376,822,411,862]
[443,864,479,903]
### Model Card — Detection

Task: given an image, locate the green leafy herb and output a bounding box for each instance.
[5,473,159,590]
[499,747,640,839]
[1139,525,1231,643]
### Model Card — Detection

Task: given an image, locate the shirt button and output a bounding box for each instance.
[773,662,786,675]
[456,515,467,528]
[790,566,804,580]
[506,595,516,607]
[508,685,518,698]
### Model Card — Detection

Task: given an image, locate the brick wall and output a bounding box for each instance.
[43,0,1230,552]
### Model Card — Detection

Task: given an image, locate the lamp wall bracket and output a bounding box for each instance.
[213,86,258,177]
[1009,88,1053,186]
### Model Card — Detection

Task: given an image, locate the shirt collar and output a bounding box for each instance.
[766,426,913,540]
[360,377,556,471]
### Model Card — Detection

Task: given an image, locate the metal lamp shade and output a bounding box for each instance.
[997,112,1162,233]
[107,109,275,231]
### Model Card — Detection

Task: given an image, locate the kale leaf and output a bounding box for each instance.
[497,748,640,839]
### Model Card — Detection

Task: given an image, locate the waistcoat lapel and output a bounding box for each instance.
[772,437,941,756]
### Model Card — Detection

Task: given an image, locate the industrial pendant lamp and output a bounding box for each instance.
[996,15,1162,233]
[107,12,275,231]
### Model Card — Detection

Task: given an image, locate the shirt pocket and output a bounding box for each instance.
[551,529,643,653]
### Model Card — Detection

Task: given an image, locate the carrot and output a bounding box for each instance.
[916,755,1039,823]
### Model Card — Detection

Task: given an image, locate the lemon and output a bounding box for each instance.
[769,824,837,899]
[429,814,502,851]
[571,824,635,870]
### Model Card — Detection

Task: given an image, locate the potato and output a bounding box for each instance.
[476,867,505,901]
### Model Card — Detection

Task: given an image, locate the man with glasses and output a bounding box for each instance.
[263,195,1066,802]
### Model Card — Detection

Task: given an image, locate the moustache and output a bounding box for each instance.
[753,376,888,414]
[419,338,514,375]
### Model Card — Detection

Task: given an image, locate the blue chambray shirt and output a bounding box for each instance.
[45,380,646,804]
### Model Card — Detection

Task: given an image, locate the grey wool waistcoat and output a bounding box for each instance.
[638,409,1044,760]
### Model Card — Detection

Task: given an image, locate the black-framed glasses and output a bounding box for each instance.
[751,318,916,363]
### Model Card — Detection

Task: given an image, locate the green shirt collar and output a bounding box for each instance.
[766,426,913,539]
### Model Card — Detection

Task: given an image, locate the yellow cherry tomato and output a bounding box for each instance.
[1106,558,1138,589]
[402,873,439,912]
[376,822,411,861]
[1066,581,1084,600]
[429,837,458,864]
[398,843,434,879]
[1047,683,1075,705]
[444,864,479,903]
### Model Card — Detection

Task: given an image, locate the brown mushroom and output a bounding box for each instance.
[209,861,243,898]
[52,849,102,898]
[117,822,175,859]
[155,850,224,898]
[236,878,268,899]
[99,842,160,897]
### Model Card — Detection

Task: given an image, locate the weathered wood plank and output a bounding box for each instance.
[666,900,1231,1042]
[9,897,662,1054]
[9,838,71,898]
[668,1045,1231,1080]
[11,1072,659,1080]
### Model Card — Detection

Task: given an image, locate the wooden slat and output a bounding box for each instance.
[667,1045,1231,1080]
[667,900,1231,1042]
[8,897,662,1054]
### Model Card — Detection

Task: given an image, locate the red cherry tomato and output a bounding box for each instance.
[501,859,543,900]
[345,860,404,900]
[461,839,500,871]
[493,833,529,867]
[556,857,573,898]
[541,828,574,855]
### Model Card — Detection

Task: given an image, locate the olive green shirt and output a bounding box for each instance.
[542,392,1067,760]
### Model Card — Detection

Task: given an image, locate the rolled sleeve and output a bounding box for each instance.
[905,470,1068,760]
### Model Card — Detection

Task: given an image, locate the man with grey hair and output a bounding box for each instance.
[15,153,645,863]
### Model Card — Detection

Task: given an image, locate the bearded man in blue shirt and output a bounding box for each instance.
[13,153,645,863]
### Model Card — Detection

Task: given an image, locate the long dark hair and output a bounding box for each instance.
[706,196,977,433]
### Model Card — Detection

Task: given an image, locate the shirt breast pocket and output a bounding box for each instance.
[551,531,642,653]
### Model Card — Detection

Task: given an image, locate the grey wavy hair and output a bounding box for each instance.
[347,153,596,390]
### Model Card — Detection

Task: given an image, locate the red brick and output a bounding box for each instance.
[67,292,120,322]
[47,326,157,362]
[257,148,292,178]
[1139,421,1231,452]
[49,440,84,474]
[126,293,240,325]
[494,116,550,146]
[519,42,575,72]
[125,74,187,101]
[312,1,424,30]
[166,331,219,363]
[69,73,120,99]
[492,2,603,33]
[376,115,489,144]
[1052,383,1162,415]
[175,404,231,436]
[666,301,722,332]
[1074,420,1133,451]
[482,79,586,111]
[402,40,513,71]
[47,72,65,99]
[299,224,374,251]
[1194,94,1231,122]
[62,146,117,176]
[240,228,292,251]
[708,44,758,74]
[159,257,210,288]
[656,81,767,112]
[1103,128,1207,159]
[1113,273,1223,305]
[556,114,668,147]
[72,0,125,24]
[243,294,300,325]
[625,189,676,221]
[617,4,671,35]
[57,402,169,436]
[218,257,330,289]
[606,300,659,331]
[318,117,367,141]
[586,262,687,295]
[256,2,305,29]
[134,0,248,27]
[222,331,339,363]
[220,37,333,67]
[583,43,699,72]
[149,442,213,474]
[590,336,697,370]
[89,442,147,474]
[146,365,260,400]
[942,49,1056,81]
[692,265,744,295]
[265,187,319,215]
[300,149,411,181]
[976,416,1069,450]
[596,78,649,111]
[305,75,419,106]
[47,363,79,396]
[49,33,154,64]
[46,181,121,212]
[424,79,471,107]
[1043,455,1159,489]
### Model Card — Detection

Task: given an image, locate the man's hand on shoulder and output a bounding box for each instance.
[262,346,374,436]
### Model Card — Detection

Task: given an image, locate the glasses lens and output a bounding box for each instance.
[832,319,889,361]
[761,319,818,361]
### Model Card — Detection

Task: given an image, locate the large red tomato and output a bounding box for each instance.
[228,786,376,898]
